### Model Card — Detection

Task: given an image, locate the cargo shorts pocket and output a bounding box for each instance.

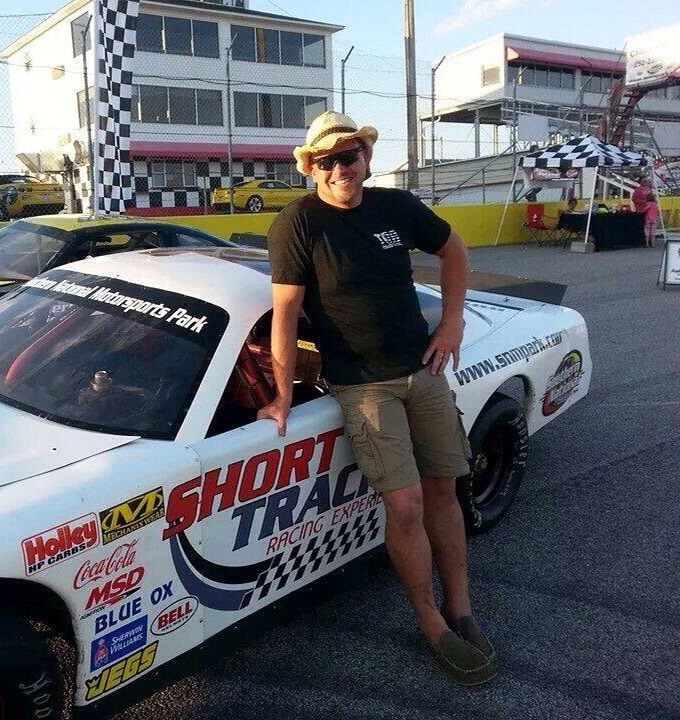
[343,410,384,482]
[455,408,473,460]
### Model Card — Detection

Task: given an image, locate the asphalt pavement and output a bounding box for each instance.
[106,237,680,720]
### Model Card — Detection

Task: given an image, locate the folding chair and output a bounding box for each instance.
[522,203,558,246]
[556,210,582,249]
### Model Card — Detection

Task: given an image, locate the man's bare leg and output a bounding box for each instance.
[421,476,471,621]
[381,483,448,644]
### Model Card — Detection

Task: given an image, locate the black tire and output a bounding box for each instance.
[456,394,528,534]
[246,195,263,213]
[0,615,67,720]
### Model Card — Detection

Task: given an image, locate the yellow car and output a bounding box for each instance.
[212,180,309,213]
[0,174,65,221]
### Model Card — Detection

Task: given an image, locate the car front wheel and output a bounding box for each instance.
[0,615,68,720]
[246,195,263,213]
[456,393,528,534]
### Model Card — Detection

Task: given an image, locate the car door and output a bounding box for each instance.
[169,313,384,640]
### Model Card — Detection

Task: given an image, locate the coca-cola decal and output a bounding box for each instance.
[73,540,138,590]
[22,513,100,576]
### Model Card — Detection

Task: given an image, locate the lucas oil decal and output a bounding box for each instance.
[542,350,584,416]
[163,429,383,611]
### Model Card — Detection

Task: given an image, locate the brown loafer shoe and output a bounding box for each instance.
[441,607,497,663]
[430,630,497,686]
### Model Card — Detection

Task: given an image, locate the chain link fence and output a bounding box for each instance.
[0,4,520,219]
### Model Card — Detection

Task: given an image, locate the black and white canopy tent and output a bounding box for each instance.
[494,135,665,246]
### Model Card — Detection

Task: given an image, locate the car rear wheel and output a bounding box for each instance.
[0,615,68,720]
[246,195,263,213]
[456,394,528,534]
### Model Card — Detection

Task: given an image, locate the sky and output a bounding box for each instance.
[0,0,678,172]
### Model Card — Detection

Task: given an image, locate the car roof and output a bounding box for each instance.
[63,247,273,314]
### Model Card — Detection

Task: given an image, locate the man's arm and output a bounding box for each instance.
[256,283,306,436]
[421,231,469,374]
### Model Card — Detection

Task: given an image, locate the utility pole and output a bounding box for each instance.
[430,55,444,205]
[341,45,354,115]
[404,0,418,189]
[82,15,94,215]
[225,35,237,214]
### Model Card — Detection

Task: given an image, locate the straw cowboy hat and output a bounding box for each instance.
[293,111,379,176]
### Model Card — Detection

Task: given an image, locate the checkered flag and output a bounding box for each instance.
[239,508,382,609]
[95,0,139,215]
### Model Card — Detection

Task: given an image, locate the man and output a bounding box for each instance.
[259,111,497,685]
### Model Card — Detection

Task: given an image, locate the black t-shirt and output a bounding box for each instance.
[267,187,450,385]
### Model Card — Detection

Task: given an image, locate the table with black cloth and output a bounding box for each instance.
[557,212,645,250]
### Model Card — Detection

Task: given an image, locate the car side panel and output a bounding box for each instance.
[0,440,203,708]
[180,396,384,640]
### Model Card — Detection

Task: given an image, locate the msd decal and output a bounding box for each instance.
[542,350,584,416]
[82,567,145,618]
[163,429,383,612]
[22,513,99,576]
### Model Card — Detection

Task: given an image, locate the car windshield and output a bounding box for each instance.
[0,269,228,439]
[0,222,69,280]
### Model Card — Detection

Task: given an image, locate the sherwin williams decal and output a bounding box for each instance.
[85,641,158,701]
[542,350,584,416]
[150,596,198,636]
[90,616,148,672]
[22,513,99,576]
[99,488,165,545]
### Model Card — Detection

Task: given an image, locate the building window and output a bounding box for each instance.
[231,26,325,67]
[234,92,258,127]
[231,25,255,61]
[169,87,197,124]
[305,96,327,125]
[134,85,222,125]
[71,13,92,58]
[482,66,500,86]
[509,62,581,91]
[139,85,169,123]
[282,95,305,128]
[197,89,223,125]
[137,13,219,58]
[151,161,197,189]
[280,31,303,66]
[77,87,94,128]
[256,28,280,64]
[303,34,325,67]
[581,71,621,94]
[259,93,282,128]
[234,93,326,127]
[193,20,220,58]
[165,17,192,55]
[137,13,163,52]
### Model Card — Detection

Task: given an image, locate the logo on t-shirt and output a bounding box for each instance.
[373,229,403,250]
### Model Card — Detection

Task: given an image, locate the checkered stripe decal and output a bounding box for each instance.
[239,509,381,609]
[520,134,649,169]
[95,0,139,215]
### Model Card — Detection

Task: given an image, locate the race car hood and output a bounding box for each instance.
[0,402,139,486]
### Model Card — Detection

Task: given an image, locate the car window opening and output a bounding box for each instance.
[207,310,327,437]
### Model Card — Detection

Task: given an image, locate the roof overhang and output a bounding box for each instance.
[506,46,624,73]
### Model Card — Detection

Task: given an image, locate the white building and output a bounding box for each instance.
[369,32,680,203]
[1,0,342,214]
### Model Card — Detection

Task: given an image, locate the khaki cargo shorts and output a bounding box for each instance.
[329,367,472,494]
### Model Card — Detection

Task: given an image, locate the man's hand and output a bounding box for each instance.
[422,319,464,375]
[257,395,292,436]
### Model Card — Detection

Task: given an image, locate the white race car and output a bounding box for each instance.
[0,248,591,717]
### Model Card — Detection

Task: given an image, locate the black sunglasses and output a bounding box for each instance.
[313,147,363,171]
